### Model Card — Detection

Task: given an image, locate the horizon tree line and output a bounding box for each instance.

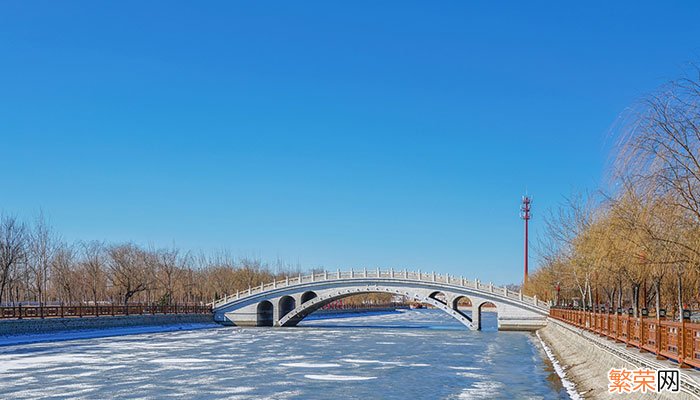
[0,213,398,307]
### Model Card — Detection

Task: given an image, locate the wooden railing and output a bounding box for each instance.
[0,304,212,319]
[550,308,700,369]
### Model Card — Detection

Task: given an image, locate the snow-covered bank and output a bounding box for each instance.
[0,323,220,347]
[538,321,698,399]
[536,330,583,400]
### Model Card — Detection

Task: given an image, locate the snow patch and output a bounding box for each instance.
[304,374,377,381]
[279,362,341,368]
[536,331,583,400]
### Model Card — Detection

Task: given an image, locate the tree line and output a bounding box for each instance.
[526,70,700,319]
[0,214,328,307]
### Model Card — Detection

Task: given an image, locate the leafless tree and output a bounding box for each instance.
[108,244,152,304]
[0,215,27,305]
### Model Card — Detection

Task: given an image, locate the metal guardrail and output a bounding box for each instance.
[210,268,546,310]
[550,308,700,369]
[0,304,212,320]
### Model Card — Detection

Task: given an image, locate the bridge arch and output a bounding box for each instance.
[278,296,296,319]
[428,291,448,305]
[452,295,472,310]
[474,301,497,331]
[278,286,473,328]
[257,300,274,326]
[300,291,318,304]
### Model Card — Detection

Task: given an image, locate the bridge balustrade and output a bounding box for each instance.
[0,304,212,320]
[550,308,700,369]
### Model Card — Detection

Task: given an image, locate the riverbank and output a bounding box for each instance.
[538,319,699,399]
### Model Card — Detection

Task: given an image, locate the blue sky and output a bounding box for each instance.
[1,2,699,284]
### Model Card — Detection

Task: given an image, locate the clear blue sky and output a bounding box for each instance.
[1,2,699,284]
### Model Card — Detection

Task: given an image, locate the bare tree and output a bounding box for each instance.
[0,215,27,305]
[51,242,77,304]
[27,213,55,305]
[108,244,152,305]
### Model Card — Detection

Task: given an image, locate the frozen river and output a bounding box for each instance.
[0,309,569,399]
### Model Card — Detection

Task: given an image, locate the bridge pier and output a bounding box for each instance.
[471,303,481,331]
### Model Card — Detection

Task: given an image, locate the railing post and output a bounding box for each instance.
[475,279,479,289]
[363,268,367,278]
[324,270,328,280]
[503,287,507,296]
[626,313,631,347]
[285,276,289,286]
[350,269,354,278]
[311,272,315,282]
[656,316,663,360]
[248,286,252,295]
[680,316,687,368]
[489,282,493,293]
[236,290,240,299]
[273,280,277,289]
[390,268,394,278]
[519,290,523,301]
[639,315,644,352]
[404,269,407,278]
[533,295,537,307]
[460,276,464,286]
[432,271,435,282]
[376,267,380,277]
[298,273,302,283]
[418,269,421,280]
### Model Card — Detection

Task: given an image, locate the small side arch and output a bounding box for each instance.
[452,295,472,310]
[278,296,296,319]
[477,301,498,331]
[428,291,447,305]
[257,300,274,327]
[301,291,318,304]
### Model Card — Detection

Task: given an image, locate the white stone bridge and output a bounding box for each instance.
[210,269,549,331]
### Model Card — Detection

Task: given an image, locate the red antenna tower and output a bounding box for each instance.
[520,195,532,284]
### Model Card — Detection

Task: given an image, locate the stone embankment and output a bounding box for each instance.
[538,319,700,399]
[0,314,213,336]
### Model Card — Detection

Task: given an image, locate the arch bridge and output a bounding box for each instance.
[210,269,548,331]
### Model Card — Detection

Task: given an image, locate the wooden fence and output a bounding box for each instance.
[550,307,700,369]
[0,304,212,319]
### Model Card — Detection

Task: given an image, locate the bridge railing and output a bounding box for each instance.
[0,304,212,320]
[550,307,700,369]
[211,269,546,310]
